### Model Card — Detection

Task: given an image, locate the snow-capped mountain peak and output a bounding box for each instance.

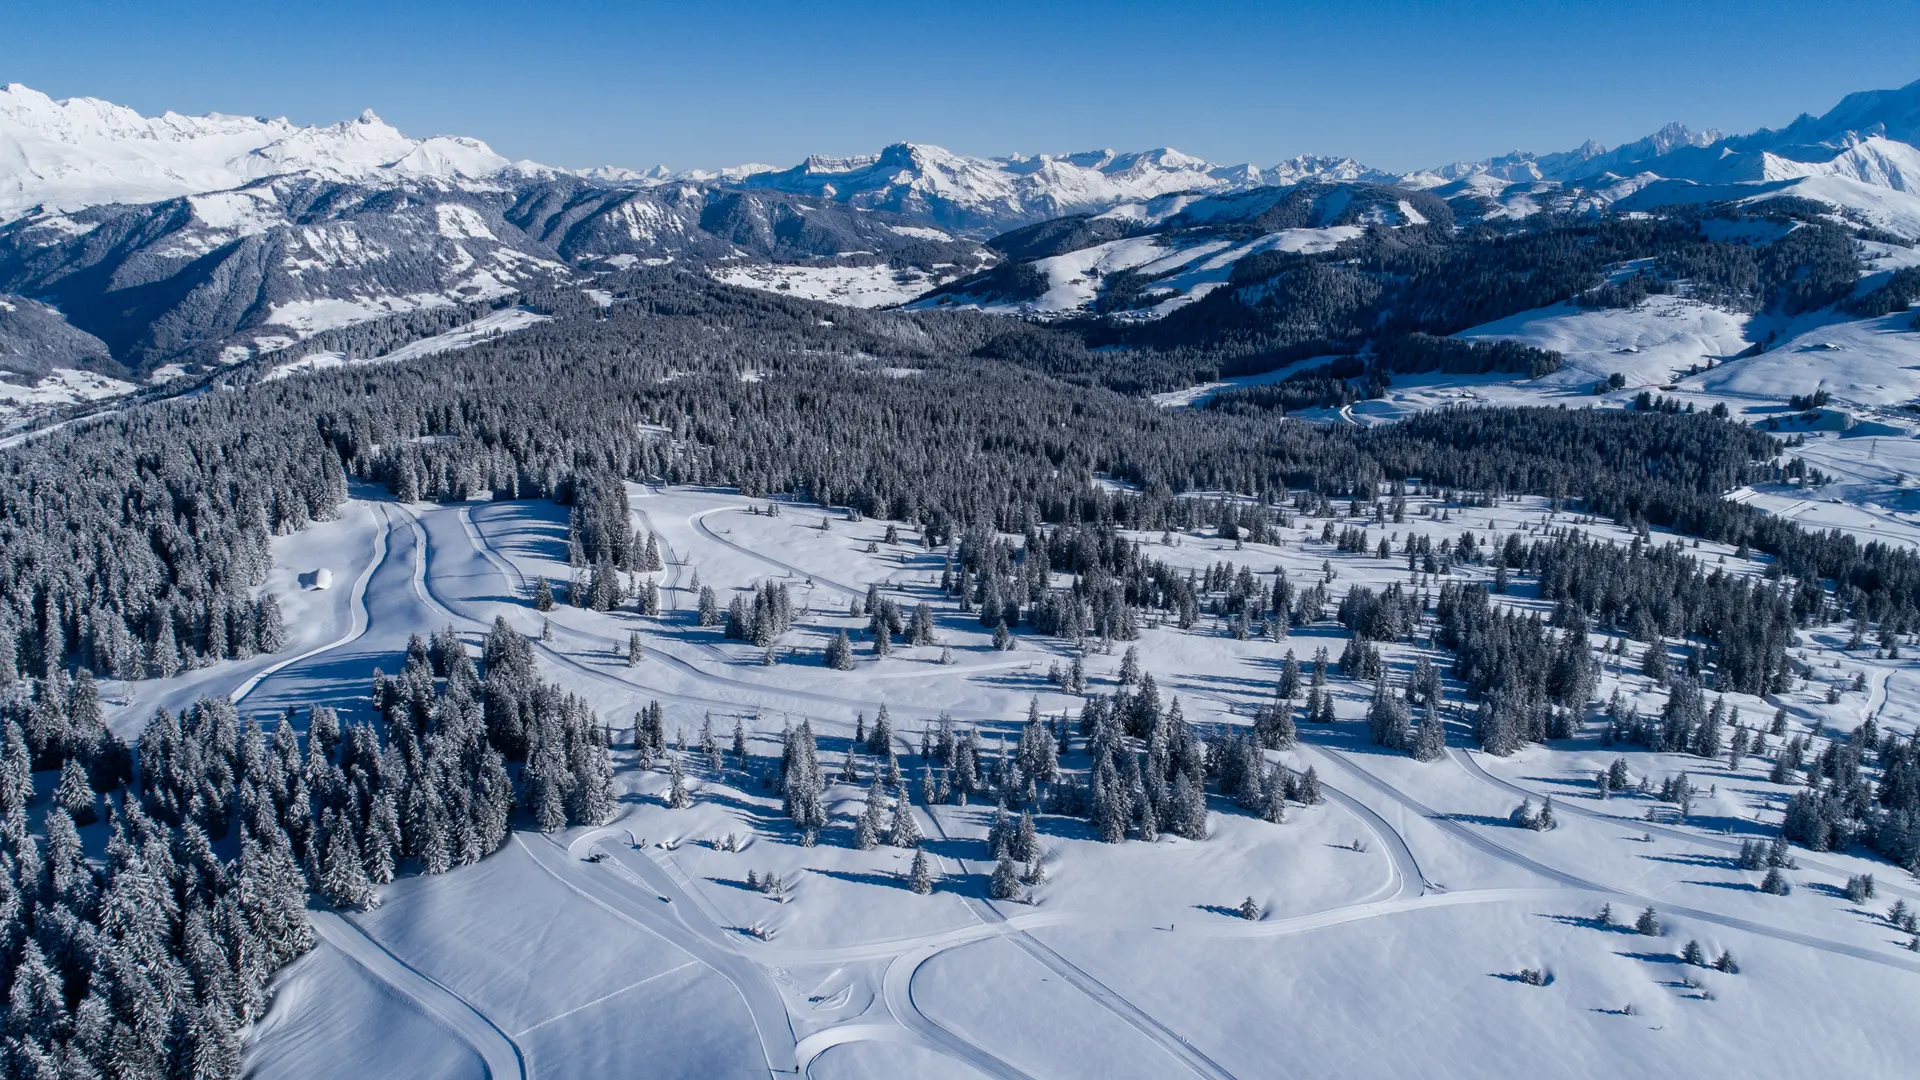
[735,141,1386,235]
[0,84,534,221]
[233,109,417,180]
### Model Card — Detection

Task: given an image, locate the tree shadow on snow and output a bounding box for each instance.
[1639,852,1738,870]
[807,866,914,891]
[1614,950,1687,965]
[1679,879,1761,893]
[1440,812,1520,829]
[1518,773,1598,793]
[1537,913,1640,935]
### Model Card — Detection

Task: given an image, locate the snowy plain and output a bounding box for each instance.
[74,469,1920,1080]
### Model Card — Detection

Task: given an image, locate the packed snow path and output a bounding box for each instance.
[231,504,392,706]
[693,505,866,598]
[309,911,527,1080]
[513,833,799,1077]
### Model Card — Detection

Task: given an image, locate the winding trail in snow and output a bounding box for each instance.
[1161,690,1433,902]
[1445,742,1920,905]
[231,505,393,707]
[693,505,864,597]
[514,831,798,1077]
[451,501,1031,720]
[879,943,1038,1080]
[310,910,526,1080]
[1310,742,1920,973]
[629,489,686,612]
[333,492,1920,1080]
[914,802,1240,1080]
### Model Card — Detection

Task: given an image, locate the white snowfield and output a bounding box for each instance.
[0,366,137,427]
[90,478,1920,1080]
[264,306,553,381]
[710,263,969,309]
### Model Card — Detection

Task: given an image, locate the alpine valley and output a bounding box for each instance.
[10,69,1920,1080]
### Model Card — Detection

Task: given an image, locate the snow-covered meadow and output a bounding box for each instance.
[85,474,1920,1080]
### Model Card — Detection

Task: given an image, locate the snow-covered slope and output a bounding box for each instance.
[0,292,114,380]
[0,169,988,379]
[0,176,575,373]
[916,182,1440,317]
[1429,80,1920,231]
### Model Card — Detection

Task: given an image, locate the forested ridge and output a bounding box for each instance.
[955,195,1886,398]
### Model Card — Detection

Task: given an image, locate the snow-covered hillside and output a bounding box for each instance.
[915,182,1437,317]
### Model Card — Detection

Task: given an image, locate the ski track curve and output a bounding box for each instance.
[515,832,798,1077]
[231,504,393,707]
[1312,743,1920,974]
[564,823,1025,1080]
[444,501,1021,722]
[692,506,864,597]
[1170,690,1430,902]
[338,497,1920,1076]
[916,805,1240,1080]
[881,945,1039,1080]
[1445,743,1920,905]
[310,910,526,1080]
[1310,770,1433,899]
[629,490,685,612]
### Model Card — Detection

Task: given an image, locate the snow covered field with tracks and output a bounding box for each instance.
[71,477,1920,1080]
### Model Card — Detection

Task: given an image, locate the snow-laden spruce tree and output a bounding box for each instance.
[782,721,828,837]
[888,794,923,848]
[856,777,886,850]
[666,753,692,809]
[989,855,1022,900]
[909,849,935,894]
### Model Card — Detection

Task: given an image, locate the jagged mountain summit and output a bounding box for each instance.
[731,143,1398,235]
[0,83,550,222]
[720,78,1920,233]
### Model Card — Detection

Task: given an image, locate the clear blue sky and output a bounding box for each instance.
[5,0,1917,172]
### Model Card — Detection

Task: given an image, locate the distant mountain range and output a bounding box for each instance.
[10,78,1919,234]
[3,77,1919,394]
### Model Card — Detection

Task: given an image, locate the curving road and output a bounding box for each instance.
[693,506,865,598]
[231,505,392,707]
[311,910,526,1080]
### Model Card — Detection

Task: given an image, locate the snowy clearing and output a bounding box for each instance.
[710,263,967,308]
